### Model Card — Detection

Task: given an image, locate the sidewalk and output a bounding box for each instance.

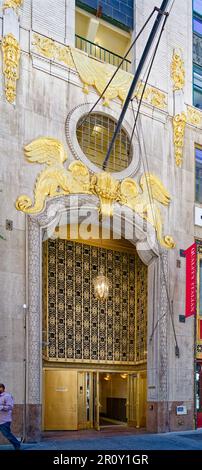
[1,428,202,450]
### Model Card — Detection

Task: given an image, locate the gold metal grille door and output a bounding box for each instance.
[43,239,147,364]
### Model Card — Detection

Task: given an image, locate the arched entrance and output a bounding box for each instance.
[25,195,169,440]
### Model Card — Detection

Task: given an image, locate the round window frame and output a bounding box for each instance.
[65,103,140,179]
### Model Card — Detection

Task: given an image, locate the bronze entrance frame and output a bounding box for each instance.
[43,368,147,431]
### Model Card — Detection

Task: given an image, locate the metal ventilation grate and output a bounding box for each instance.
[76,113,132,172]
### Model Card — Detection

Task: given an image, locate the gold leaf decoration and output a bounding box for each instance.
[71,48,167,109]
[2,33,20,104]
[134,82,166,109]
[3,0,23,9]
[33,33,75,69]
[171,50,185,91]
[187,106,202,127]
[173,112,187,167]
[16,137,175,249]
[32,34,167,110]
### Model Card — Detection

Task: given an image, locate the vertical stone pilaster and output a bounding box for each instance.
[28,217,41,404]
[27,217,41,441]
[147,251,169,432]
[158,252,169,402]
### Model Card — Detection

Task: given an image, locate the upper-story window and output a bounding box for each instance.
[194,65,202,109]
[76,0,134,31]
[194,16,202,35]
[75,1,132,72]
[196,147,202,204]
[194,0,202,16]
[193,0,202,108]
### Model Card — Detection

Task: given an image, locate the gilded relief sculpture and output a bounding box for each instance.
[32,33,167,110]
[3,0,23,9]
[171,50,186,167]
[16,138,175,249]
[2,33,20,104]
[15,138,91,214]
[120,175,175,249]
[187,106,202,127]
[32,34,74,68]
[2,1,23,103]
[171,50,185,91]
[173,112,187,167]
[91,173,120,217]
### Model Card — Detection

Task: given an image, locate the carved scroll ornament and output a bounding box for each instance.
[2,33,20,104]
[173,112,187,167]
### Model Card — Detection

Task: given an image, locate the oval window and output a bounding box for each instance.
[76,113,132,173]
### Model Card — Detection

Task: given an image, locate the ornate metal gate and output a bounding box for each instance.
[42,238,147,365]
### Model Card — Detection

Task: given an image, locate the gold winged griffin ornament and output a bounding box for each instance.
[15,138,91,214]
[16,138,175,249]
[120,176,175,249]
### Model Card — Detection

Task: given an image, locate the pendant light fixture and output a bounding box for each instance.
[93,238,109,301]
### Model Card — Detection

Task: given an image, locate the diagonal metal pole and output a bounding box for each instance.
[102,0,171,170]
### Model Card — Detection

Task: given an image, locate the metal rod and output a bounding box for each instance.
[22,304,27,442]
[102,0,170,170]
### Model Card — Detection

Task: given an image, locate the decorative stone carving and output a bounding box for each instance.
[71,48,167,109]
[16,138,175,248]
[173,112,187,167]
[32,33,167,110]
[3,0,23,10]
[32,33,75,69]
[187,106,202,127]
[171,50,185,91]
[134,82,167,109]
[1,33,20,104]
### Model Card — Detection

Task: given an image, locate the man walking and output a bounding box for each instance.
[0,383,21,450]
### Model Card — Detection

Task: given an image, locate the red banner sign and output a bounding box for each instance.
[185,243,197,317]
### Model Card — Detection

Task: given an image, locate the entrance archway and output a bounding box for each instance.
[25,195,169,440]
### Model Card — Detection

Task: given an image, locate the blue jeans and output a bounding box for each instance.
[0,421,21,449]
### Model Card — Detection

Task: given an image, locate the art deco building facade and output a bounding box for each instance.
[0,0,202,441]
